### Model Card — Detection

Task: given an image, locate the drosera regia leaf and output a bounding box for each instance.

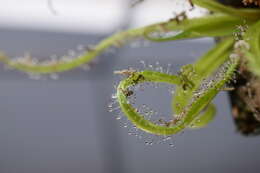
[0,28,147,74]
[0,11,229,75]
[114,50,239,135]
[116,70,184,135]
[172,38,234,115]
[243,20,260,76]
[144,14,245,42]
[189,103,216,129]
[0,0,254,75]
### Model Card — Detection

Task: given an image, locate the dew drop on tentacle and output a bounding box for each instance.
[129,38,150,49]
[111,93,117,100]
[147,30,184,41]
[140,60,146,69]
[116,115,122,120]
[5,43,104,78]
[166,64,172,74]
[148,64,154,70]
[27,73,42,80]
[49,73,59,80]
[76,44,85,51]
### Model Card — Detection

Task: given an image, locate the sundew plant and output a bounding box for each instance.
[1,0,260,143]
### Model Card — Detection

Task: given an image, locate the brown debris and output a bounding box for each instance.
[242,0,260,6]
[229,60,260,135]
[114,68,137,76]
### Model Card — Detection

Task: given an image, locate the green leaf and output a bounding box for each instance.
[172,38,234,115]
[144,14,243,42]
[189,103,216,129]
[116,70,185,135]
[116,51,238,135]
[0,28,145,74]
[193,0,260,20]
[180,56,238,127]
[244,20,260,76]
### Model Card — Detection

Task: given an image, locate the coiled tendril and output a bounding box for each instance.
[115,43,240,135]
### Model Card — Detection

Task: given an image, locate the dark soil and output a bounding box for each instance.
[229,62,260,135]
[219,0,259,8]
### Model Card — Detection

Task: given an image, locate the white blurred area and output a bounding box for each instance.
[129,0,207,28]
[0,0,127,34]
[0,0,207,34]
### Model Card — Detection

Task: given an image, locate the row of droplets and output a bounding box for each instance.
[4,35,154,80]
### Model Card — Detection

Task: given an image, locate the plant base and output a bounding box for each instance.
[229,63,260,136]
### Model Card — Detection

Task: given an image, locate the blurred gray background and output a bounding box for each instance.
[0,0,259,173]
